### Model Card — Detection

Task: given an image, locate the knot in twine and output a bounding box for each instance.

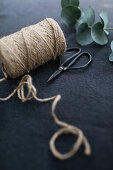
[0,18,91,160]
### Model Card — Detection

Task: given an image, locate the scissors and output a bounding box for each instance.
[47,47,92,82]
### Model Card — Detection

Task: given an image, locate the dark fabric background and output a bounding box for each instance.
[0,0,113,170]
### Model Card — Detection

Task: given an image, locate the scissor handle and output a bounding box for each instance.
[66,52,92,70]
[60,47,81,65]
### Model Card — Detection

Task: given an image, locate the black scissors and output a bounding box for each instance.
[47,47,92,82]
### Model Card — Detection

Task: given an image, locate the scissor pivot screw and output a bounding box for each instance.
[58,66,64,70]
[58,66,67,71]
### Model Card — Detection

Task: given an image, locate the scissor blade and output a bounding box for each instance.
[47,70,62,82]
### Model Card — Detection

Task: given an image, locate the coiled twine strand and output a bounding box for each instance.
[0,18,91,160]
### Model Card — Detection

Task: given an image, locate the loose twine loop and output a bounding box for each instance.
[0,74,91,160]
[0,18,91,160]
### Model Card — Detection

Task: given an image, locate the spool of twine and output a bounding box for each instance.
[0,18,91,160]
[0,18,66,78]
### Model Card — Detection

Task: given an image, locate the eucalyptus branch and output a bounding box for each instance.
[61,0,113,62]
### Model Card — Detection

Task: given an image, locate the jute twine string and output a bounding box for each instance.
[0,18,91,160]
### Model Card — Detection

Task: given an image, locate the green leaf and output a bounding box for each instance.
[61,6,81,27]
[100,11,108,28]
[77,6,95,26]
[104,30,109,36]
[109,52,113,62]
[75,12,84,30]
[111,41,113,51]
[91,22,108,45]
[100,17,104,27]
[61,0,79,8]
[109,42,113,62]
[100,12,109,37]
[76,23,93,46]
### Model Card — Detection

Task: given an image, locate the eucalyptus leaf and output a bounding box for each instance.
[104,30,109,36]
[77,6,95,26]
[91,22,108,45]
[100,17,104,27]
[109,41,113,62]
[109,52,113,62]
[100,12,109,36]
[75,12,84,30]
[61,0,79,8]
[76,23,93,46]
[61,6,81,27]
[111,41,113,51]
[100,11,108,28]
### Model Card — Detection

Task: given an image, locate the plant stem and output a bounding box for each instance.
[104,28,113,30]
[88,26,92,29]
[76,19,80,24]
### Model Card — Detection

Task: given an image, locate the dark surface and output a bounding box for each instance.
[0,0,113,170]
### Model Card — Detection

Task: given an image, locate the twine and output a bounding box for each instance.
[0,18,91,160]
[0,18,66,78]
